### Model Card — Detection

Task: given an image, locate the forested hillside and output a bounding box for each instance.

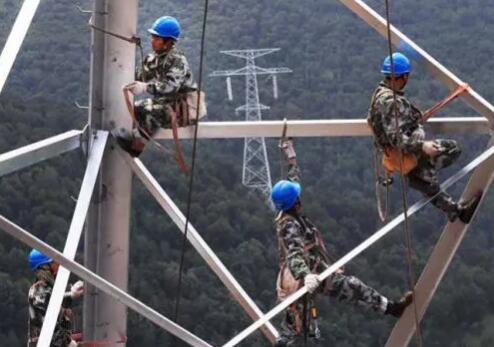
[1,0,494,346]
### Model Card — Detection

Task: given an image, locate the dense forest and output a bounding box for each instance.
[1,0,494,346]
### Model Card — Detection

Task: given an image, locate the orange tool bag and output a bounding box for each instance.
[382,147,418,175]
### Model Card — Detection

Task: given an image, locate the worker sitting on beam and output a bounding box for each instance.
[27,249,84,347]
[114,16,205,157]
[272,139,412,347]
[367,52,481,223]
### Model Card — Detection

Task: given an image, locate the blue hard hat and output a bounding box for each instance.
[28,249,52,271]
[148,16,181,41]
[271,180,302,211]
[381,52,411,76]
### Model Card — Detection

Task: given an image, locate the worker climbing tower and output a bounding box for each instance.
[0,0,494,346]
[211,49,291,206]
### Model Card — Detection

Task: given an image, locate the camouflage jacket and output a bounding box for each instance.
[275,164,333,280]
[137,46,196,104]
[28,269,73,347]
[367,81,425,155]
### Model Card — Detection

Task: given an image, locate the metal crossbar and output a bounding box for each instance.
[222,145,494,347]
[0,215,213,347]
[0,0,40,93]
[125,154,279,343]
[154,118,489,140]
[0,130,82,177]
[37,131,107,347]
[386,142,494,346]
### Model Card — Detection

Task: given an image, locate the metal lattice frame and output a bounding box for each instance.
[0,0,493,346]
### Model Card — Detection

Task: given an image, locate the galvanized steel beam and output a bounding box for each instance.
[222,145,494,347]
[126,155,279,344]
[154,118,489,140]
[0,130,82,177]
[338,0,494,125]
[0,0,40,93]
[0,216,213,347]
[36,131,107,347]
[385,145,494,347]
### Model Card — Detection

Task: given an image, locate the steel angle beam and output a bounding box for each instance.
[153,118,489,140]
[385,144,494,347]
[37,131,107,347]
[0,216,213,347]
[0,0,40,93]
[338,0,494,124]
[126,155,279,343]
[0,130,82,177]
[222,145,494,347]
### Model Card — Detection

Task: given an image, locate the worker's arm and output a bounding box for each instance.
[280,138,301,183]
[146,54,190,97]
[280,219,311,280]
[377,94,424,155]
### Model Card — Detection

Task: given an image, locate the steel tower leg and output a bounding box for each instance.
[84,0,137,343]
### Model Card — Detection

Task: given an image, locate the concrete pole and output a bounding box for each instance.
[84,0,138,344]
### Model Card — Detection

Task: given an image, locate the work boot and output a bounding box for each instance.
[385,291,413,318]
[458,192,483,224]
[112,128,145,157]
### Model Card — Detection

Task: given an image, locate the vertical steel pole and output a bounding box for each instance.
[84,0,138,344]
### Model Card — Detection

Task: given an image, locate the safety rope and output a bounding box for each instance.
[422,83,470,122]
[383,1,424,346]
[373,148,390,222]
[173,0,210,324]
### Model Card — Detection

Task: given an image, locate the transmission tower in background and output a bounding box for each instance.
[211,49,292,206]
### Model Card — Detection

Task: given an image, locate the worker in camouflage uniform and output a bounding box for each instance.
[28,250,84,347]
[115,15,197,157]
[367,52,481,223]
[272,139,413,347]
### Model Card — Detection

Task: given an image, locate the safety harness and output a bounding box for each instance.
[123,85,207,175]
[368,83,470,221]
[275,212,332,341]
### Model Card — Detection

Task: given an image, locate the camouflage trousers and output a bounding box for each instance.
[134,98,173,139]
[278,273,388,344]
[407,139,461,218]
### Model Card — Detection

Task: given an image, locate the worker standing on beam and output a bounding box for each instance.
[367,52,481,223]
[27,249,84,347]
[272,139,413,347]
[115,16,204,157]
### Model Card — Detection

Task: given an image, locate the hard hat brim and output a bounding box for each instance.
[147,28,179,41]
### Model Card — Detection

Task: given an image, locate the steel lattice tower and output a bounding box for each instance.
[211,49,291,206]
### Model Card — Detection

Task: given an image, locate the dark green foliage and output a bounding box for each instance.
[1,0,494,346]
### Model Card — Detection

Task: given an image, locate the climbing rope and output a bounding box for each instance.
[383,1,424,346]
[373,148,391,222]
[174,0,210,323]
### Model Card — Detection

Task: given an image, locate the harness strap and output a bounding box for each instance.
[422,83,470,122]
[169,103,190,175]
[122,87,189,175]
